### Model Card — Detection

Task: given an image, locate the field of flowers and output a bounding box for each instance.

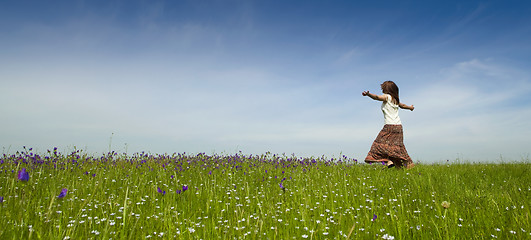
[1,147,530,239]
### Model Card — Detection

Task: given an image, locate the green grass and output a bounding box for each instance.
[0,149,529,239]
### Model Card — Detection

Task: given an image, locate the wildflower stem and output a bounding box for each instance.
[123,186,128,229]
[46,195,55,218]
[346,223,356,239]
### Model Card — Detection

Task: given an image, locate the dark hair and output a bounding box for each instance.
[381,81,399,104]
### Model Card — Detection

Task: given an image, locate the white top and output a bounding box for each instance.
[381,94,401,125]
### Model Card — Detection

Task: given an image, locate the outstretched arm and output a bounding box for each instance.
[399,102,414,111]
[362,91,387,101]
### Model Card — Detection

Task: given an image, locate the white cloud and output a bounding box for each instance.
[404,59,531,161]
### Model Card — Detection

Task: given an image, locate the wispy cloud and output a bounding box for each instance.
[405,59,531,161]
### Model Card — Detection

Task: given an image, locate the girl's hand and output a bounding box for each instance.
[410,105,414,111]
[362,91,369,96]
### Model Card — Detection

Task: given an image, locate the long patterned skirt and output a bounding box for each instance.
[365,124,414,169]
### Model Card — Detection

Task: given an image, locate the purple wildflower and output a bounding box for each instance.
[157,187,166,195]
[57,188,68,198]
[0,196,3,203]
[171,175,174,179]
[372,214,377,222]
[182,185,188,192]
[176,189,181,194]
[17,168,29,181]
[280,177,286,190]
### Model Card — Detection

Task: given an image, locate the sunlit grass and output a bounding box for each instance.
[1,148,529,239]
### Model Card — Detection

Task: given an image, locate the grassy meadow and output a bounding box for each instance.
[0,148,530,239]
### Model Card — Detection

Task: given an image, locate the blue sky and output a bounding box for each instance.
[1,0,531,163]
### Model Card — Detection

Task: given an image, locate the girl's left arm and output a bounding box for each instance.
[399,103,414,111]
[362,91,387,101]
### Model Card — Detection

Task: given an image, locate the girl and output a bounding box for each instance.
[362,80,415,169]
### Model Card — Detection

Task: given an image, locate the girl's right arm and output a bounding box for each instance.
[399,102,414,111]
